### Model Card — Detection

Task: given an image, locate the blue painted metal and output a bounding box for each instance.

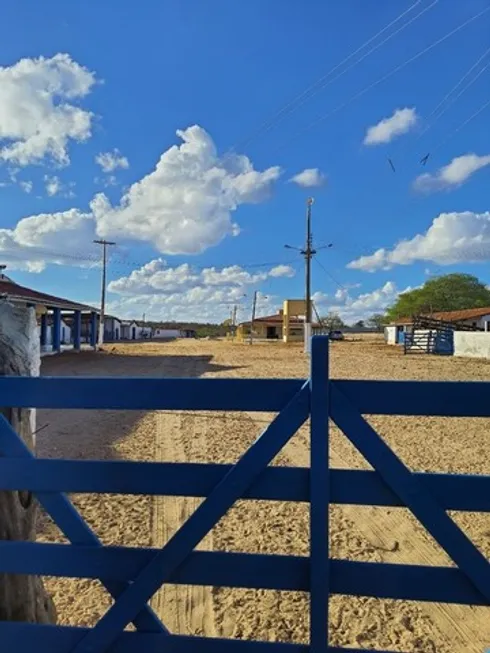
[0,335,488,653]
[0,415,165,634]
[309,336,329,652]
[330,385,490,604]
[0,459,489,511]
[2,375,490,416]
[90,311,97,348]
[71,384,310,653]
[73,310,82,351]
[52,307,61,352]
[0,377,304,410]
[40,313,48,347]
[0,541,485,606]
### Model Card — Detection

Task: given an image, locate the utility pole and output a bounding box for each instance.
[93,239,116,347]
[303,197,316,352]
[231,304,237,340]
[249,291,258,345]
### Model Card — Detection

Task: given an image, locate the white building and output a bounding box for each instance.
[120,320,151,340]
[153,328,182,339]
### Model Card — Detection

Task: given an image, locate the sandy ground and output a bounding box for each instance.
[35,337,490,651]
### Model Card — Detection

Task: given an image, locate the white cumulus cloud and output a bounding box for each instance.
[363,107,418,146]
[0,208,96,272]
[0,125,282,271]
[413,153,490,193]
[92,125,282,254]
[19,180,33,194]
[108,259,294,296]
[105,259,287,323]
[289,168,326,188]
[0,53,96,166]
[95,149,129,173]
[314,281,405,324]
[348,211,490,271]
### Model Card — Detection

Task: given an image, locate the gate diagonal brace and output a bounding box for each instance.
[0,415,166,634]
[330,385,490,604]
[70,383,311,653]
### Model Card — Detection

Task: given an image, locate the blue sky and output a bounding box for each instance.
[1,0,490,323]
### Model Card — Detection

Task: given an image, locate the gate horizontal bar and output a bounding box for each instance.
[0,622,403,653]
[0,377,304,411]
[1,459,489,511]
[3,376,490,415]
[0,541,485,605]
[334,379,490,416]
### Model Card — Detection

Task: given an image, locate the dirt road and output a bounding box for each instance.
[37,338,490,651]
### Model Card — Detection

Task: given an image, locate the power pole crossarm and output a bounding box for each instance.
[93,239,116,348]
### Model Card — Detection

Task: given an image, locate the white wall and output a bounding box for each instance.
[385,326,397,345]
[153,329,181,339]
[454,332,490,359]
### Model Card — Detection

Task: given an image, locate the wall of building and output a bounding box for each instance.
[153,329,182,339]
[454,332,490,359]
[385,326,397,345]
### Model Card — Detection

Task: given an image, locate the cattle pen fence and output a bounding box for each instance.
[0,336,489,652]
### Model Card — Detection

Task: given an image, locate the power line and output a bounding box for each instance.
[273,4,490,152]
[432,96,490,152]
[419,43,490,138]
[233,0,435,151]
[313,257,347,292]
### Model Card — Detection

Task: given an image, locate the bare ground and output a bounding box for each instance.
[35,338,490,651]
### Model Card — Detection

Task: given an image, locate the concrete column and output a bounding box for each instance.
[90,312,98,349]
[73,310,82,351]
[40,313,48,348]
[52,308,61,353]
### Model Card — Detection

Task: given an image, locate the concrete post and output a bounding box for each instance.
[73,310,82,351]
[90,312,97,349]
[52,308,61,353]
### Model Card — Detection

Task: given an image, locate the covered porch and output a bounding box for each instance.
[0,275,100,355]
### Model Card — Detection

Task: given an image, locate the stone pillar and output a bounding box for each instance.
[73,310,81,351]
[52,308,61,353]
[0,302,57,623]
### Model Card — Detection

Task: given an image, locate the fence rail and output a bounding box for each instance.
[0,336,488,652]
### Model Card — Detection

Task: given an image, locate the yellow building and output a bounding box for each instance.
[236,299,314,343]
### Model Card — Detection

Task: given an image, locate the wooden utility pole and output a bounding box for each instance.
[249,291,258,344]
[93,239,116,347]
[303,198,316,353]
[0,303,56,623]
[231,304,237,340]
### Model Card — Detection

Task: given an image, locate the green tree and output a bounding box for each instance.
[321,312,345,330]
[366,314,387,330]
[353,320,365,328]
[386,273,490,321]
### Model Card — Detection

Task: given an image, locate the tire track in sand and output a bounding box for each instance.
[150,411,216,637]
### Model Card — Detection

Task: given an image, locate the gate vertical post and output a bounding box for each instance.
[310,335,330,651]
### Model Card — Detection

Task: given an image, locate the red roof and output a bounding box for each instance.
[390,306,490,326]
[0,278,98,312]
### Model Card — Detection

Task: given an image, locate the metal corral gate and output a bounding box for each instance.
[0,336,489,652]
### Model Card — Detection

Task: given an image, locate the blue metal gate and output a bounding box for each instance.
[0,336,488,652]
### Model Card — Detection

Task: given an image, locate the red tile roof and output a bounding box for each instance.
[0,278,98,312]
[390,306,490,326]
